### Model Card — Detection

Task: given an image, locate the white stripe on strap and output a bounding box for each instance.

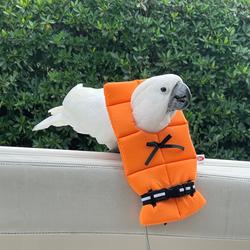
[141,196,151,202]
[153,192,166,198]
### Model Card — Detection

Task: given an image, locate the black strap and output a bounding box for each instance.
[145,134,184,166]
[141,181,196,206]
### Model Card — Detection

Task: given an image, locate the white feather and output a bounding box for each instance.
[33,84,117,149]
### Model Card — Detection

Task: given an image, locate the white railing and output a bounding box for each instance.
[0,146,249,245]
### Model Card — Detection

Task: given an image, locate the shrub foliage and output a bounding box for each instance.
[0,0,249,160]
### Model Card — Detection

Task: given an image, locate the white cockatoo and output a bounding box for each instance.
[33,74,191,150]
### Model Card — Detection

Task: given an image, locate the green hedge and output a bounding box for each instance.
[0,0,249,160]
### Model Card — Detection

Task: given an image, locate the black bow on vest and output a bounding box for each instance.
[145,134,185,166]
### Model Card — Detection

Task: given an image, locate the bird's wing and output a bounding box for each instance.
[62,84,116,149]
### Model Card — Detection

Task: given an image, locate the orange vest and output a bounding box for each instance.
[104,79,206,226]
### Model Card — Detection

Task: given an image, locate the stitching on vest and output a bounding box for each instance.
[118,123,188,140]
[156,132,181,216]
[127,157,197,179]
[125,156,197,176]
[127,163,167,178]
[106,100,130,107]
[167,122,187,127]
[118,130,140,140]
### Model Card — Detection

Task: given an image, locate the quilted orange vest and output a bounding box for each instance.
[104,79,206,226]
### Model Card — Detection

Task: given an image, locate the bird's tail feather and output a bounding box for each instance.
[33,106,67,131]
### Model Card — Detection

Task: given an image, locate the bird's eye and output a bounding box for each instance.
[161,87,167,92]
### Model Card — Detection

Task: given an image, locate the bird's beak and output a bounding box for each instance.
[167,82,192,111]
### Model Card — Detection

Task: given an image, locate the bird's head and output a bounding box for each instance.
[131,74,191,133]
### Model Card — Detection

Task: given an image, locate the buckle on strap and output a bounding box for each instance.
[145,134,185,166]
[141,182,196,206]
